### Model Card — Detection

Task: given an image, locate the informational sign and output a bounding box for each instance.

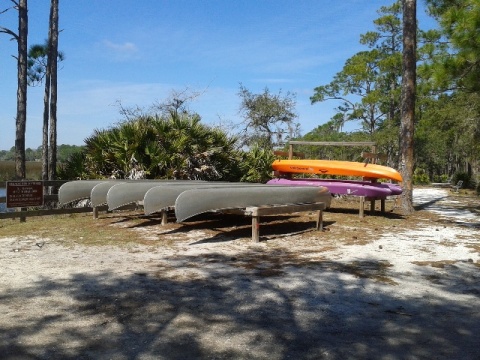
[6,181,44,208]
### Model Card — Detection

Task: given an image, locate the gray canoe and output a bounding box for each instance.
[143,182,263,215]
[106,180,208,210]
[174,185,332,222]
[58,180,113,205]
[91,179,186,207]
[91,181,128,207]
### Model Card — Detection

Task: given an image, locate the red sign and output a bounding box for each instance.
[6,181,44,208]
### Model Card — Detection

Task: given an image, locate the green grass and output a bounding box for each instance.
[0,161,43,182]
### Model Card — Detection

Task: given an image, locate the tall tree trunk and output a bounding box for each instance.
[15,0,28,179]
[47,0,59,181]
[399,0,416,214]
[42,50,51,182]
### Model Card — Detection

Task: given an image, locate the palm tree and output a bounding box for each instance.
[71,112,241,181]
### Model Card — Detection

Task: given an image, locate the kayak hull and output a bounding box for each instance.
[272,159,402,182]
[267,178,402,198]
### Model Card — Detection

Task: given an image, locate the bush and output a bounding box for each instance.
[432,174,451,183]
[240,144,275,183]
[413,168,430,185]
[59,113,242,181]
[452,172,472,189]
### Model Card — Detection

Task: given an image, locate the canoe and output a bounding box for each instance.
[91,181,128,207]
[174,185,332,222]
[267,178,402,198]
[91,179,167,207]
[272,159,403,182]
[106,180,207,210]
[58,180,113,205]
[143,182,263,215]
[91,180,205,208]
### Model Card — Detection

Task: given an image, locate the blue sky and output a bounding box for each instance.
[0,0,437,149]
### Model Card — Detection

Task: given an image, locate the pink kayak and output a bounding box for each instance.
[267,178,402,198]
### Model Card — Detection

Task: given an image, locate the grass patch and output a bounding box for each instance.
[0,210,165,247]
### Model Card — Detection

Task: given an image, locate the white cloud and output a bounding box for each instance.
[103,40,137,52]
[100,40,139,61]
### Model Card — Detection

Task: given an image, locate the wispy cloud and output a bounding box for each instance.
[100,40,139,61]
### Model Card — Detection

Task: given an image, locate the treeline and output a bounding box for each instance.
[301,0,480,190]
[0,144,84,163]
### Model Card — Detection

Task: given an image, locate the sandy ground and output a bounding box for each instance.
[0,188,479,359]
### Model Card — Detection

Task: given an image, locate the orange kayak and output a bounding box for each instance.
[272,159,403,182]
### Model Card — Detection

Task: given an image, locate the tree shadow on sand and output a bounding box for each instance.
[126,212,336,244]
[1,249,479,360]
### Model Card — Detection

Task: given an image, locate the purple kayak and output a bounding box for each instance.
[267,178,402,198]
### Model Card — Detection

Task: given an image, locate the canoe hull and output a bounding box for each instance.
[174,185,331,222]
[272,159,402,182]
[143,183,262,215]
[106,180,207,210]
[59,180,112,205]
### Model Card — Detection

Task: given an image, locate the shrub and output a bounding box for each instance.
[58,113,242,181]
[452,172,472,189]
[413,168,430,185]
[240,144,275,183]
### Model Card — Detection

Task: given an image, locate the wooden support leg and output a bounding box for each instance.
[359,196,365,218]
[246,203,326,242]
[381,199,385,212]
[370,199,375,213]
[20,208,26,223]
[252,215,260,243]
[93,206,99,219]
[161,209,168,225]
[316,210,323,231]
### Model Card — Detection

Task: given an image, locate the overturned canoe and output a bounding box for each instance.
[91,180,129,207]
[272,159,403,182]
[106,180,208,210]
[143,182,263,215]
[58,180,113,205]
[91,179,186,208]
[267,178,402,197]
[174,185,332,222]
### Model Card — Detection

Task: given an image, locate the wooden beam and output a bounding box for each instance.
[359,197,365,218]
[245,202,326,242]
[245,202,326,217]
[362,152,388,161]
[273,150,305,159]
[0,206,108,220]
[159,203,326,242]
[252,215,260,242]
[161,209,168,225]
[358,196,388,218]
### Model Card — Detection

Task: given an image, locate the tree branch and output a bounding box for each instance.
[0,26,18,41]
